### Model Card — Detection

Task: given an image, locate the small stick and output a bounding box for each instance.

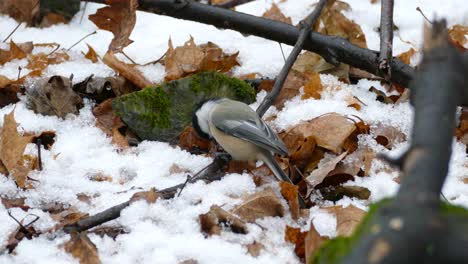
[67,31,97,51]
[378,0,394,79]
[256,0,328,117]
[278,43,286,62]
[17,67,22,81]
[122,51,137,64]
[2,22,22,43]
[177,175,192,197]
[80,2,89,24]
[143,51,167,65]
[36,139,42,171]
[416,7,433,24]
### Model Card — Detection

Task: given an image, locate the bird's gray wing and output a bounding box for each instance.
[213,117,289,156]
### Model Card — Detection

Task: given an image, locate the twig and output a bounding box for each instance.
[36,139,42,171]
[2,22,22,43]
[17,67,22,81]
[80,2,89,24]
[67,31,97,51]
[256,0,328,117]
[121,51,137,64]
[416,7,433,24]
[278,43,286,62]
[214,0,254,9]
[143,51,167,65]
[378,0,394,79]
[177,175,192,197]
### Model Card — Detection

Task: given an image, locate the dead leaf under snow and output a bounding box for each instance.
[0,111,36,188]
[64,231,102,264]
[306,152,347,188]
[262,3,292,24]
[89,0,138,53]
[284,113,356,153]
[103,51,153,89]
[231,188,284,222]
[26,76,83,118]
[324,205,366,237]
[199,205,248,236]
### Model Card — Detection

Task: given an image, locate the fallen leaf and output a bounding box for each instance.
[26,51,70,72]
[448,24,468,51]
[0,0,40,25]
[50,208,89,231]
[64,231,101,264]
[371,124,406,150]
[288,135,317,170]
[262,3,292,24]
[285,225,307,260]
[306,152,347,188]
[93,99,130,150]
[369,86,394,104]
[293,51,350,82]
[200,205,248,236]
[103,51,153,89]
[84,44,98,63]
[0,76,22,108]
[88,0,138,53]
[90,226,128,239]
[246,241,264,257]
[0,41,32,65]
[319,185,371,201]
[178,126,211,153]
[231,188,284,222]
[130,188,161,204]
[396,48,416,65]
[284,113,356,153]
[324,205,366,236]
[280,182,300,220]
[456,108,468,145]
[305,222,328,264]
[26,76,83,118]
[164,37,240,81]
[0,110,35,188]
[87,172,113,182]
[7,223,39,253]
[1,197,29,210]
[302,72,323,100]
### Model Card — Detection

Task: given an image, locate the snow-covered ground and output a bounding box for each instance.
[0,1,467,263]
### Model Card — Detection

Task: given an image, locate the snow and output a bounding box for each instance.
[0,0,467,263]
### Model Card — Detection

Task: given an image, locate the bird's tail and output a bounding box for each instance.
[259,152,307,208]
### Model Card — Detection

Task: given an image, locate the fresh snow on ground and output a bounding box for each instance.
[0,0,467,263]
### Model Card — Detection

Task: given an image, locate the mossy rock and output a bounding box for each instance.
[112,72,256,142]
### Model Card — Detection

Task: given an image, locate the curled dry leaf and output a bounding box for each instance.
[284,113,356,154]
[199,205,248,236]
[305,222,328,264]
[448,25,468,51]
[324,205,366,237]
[0,111,36,189]
[279,182,300,220]
[164,37,240,81]
[305,152,347,188]
[371,124,406,150]
[284,225,307,260]
[88,0,138,53]
[64,231,102,264]
[103,51,153,89]
[0,0,39,25]
[26,76,83,118]
[231,188,284,222]
[130,188,161,204]
[396,48,416,65]
[262,3,292,24]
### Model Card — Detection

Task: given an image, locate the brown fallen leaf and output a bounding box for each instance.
[7,222,39,253]
[26,51,70,72]
[1,196,29,210]
[302,72,323,100]
[396,48,416,65]
[89,0,138,53]
[93,99,130,150]
[0,41,32,65]
[262,3,292,24]
[200,205,248,236]
[319,185,371,201]
[0,0,39,25]
[26,76,83,118]
[279,182,300,221]
[0,110,36,188]
[306,152,347,188]
[285,225,307,260]
[178,126,211,153]
[246,241,264,257]
[371,124,406,150]
[231,188,284,222]
[103,51,153,89]
[84,44,99,63]
[130,188,161,204]
[0,76,22,108]
[324,205,366,236]
[305,222,328,264]
[284,113,356,154]
[293,51,350,82]
[455,108,468,145]
[64,231,102,264]
[448,24,468,51]
[164,37,240,81]
[50,208,89,232]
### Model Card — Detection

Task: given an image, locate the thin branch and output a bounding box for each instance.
[2,22,22,43]
[378,0,394,79]
[67,31,97,51]
[256,0,328,117]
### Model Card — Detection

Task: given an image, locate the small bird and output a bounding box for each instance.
[192,98,306,207]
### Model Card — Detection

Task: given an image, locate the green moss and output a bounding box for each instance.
[310,199,392,264]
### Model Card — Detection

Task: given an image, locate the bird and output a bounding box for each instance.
[192,98,306,208]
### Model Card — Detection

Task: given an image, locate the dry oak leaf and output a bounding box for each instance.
[324,205,366,237]
[262,3,292,24]
[305,152,347,188]
[164,37,240,81]
[0,110,36,188]
[314,0,367,48]
[84,44,99,63]
[0,0,39,25]
[396,48,416,65]
[231,187,284,222]
[305,222,328,264]
[103,51,153,89]
[285,225,307,260]
[279,181,300,221]
[26,51,70,74]
[284,113,356,154]
[0,41,33,65]
[88,0,138,53]
[64,231,102,264]
[199,205,248,236]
